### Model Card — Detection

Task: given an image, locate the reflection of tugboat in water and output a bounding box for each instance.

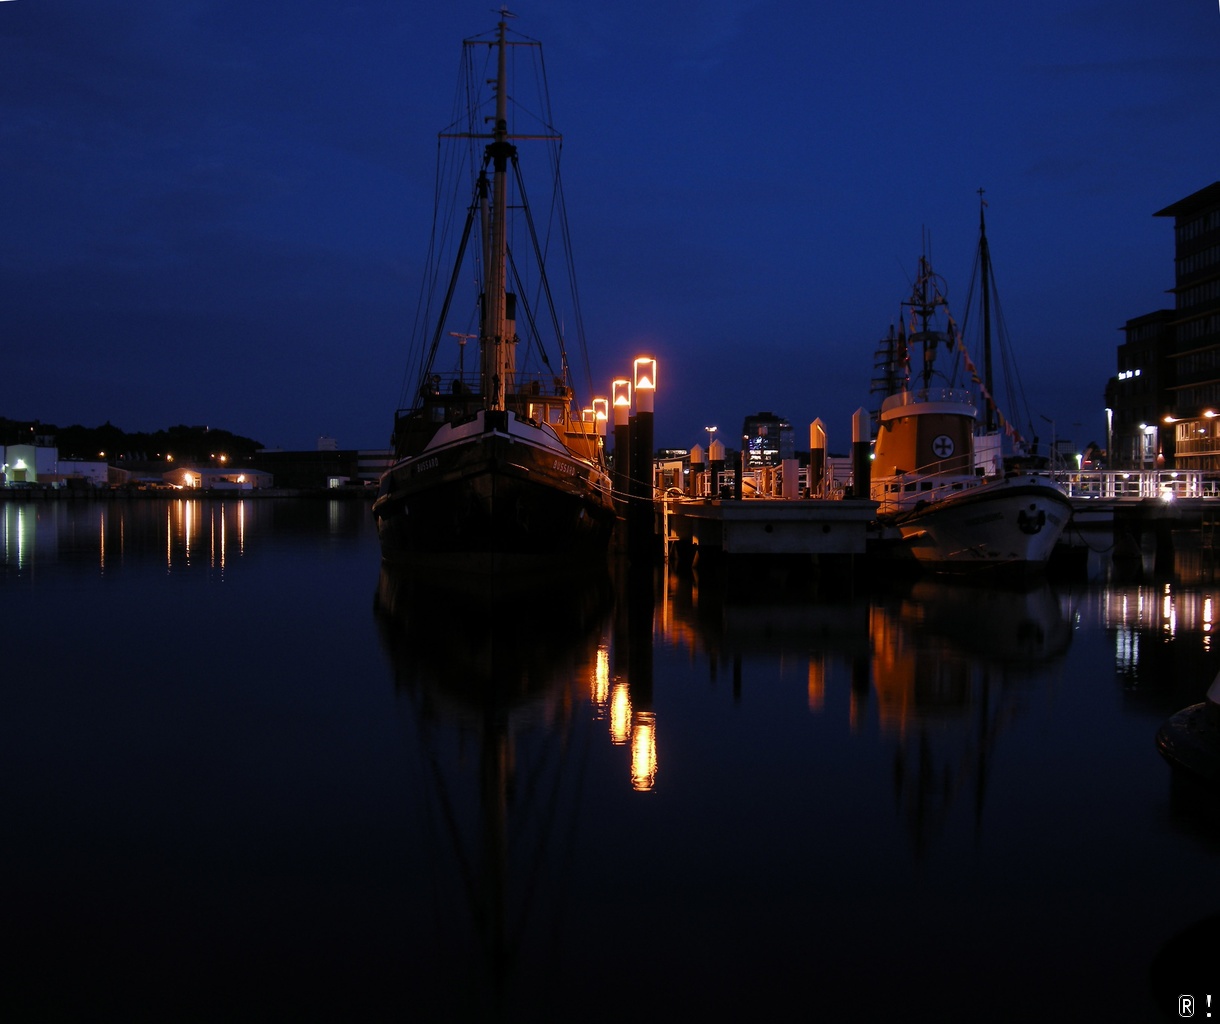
[870,210,1072,574]
[373,562,612,1017]
[869,580,1072,853]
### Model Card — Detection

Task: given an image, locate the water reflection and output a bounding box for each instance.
[662,572,1075,854]
[873,580,1072,853]
[1096,581,1220,716]
[373,563,616,1016]
[0,498,366,575]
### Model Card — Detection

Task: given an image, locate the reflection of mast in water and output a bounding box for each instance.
[373,565,614,1012]
[871,580,1072,856]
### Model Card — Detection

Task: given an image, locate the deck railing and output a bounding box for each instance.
[1053,469,1213,500]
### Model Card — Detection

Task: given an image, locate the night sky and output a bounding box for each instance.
[4,2,1219,454]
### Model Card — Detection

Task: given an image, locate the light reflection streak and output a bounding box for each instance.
[630,713,657,791]
[609,683,631,745]
[16,506,26,569]
[4,496,256,578]
[592,644,611,715]
[807,657,826,713]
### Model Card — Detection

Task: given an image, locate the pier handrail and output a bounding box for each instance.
[1053,468,1211,500]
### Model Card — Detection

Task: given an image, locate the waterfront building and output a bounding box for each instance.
[163,466,274,490]
[1115,181,1220,471]
[2,443,60,485]
[251,448,390,488]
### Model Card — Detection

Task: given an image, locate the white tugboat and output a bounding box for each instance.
[870,222,1071,573]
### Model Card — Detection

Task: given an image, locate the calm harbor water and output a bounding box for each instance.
[4,497,1218,1022]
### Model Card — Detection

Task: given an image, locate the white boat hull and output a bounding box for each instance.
[882,474,1072,572]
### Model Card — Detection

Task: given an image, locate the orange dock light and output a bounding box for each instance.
[592,396,609,437]
[612,378,632,426]
[633,357,657,414]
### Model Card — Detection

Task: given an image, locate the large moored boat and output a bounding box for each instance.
[373,14,616,576]
[870,213,1071,573]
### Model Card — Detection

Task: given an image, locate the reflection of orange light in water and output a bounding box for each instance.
[868,605,919,737]
[807,657,825,712]
[610,683,631,744]
[631,713,657,792]
[591,644,611,714]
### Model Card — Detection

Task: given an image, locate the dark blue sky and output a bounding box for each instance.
[4,2,1219,453]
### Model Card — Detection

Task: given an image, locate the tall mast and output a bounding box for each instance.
[978,190,995,433]
[481,14,517,410]
[907,253,950,390]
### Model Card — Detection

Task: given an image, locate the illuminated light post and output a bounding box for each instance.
[630,357,657,564]
[1104,407,1113,471]
[591,396,609,439]
[612,378,631,525]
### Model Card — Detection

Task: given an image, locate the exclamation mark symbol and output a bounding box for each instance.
[1209,993,1212,1018]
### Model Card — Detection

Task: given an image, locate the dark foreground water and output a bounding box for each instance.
[4,498,1218,1022]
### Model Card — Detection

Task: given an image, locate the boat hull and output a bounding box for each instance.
[881,476,1072,573]
[372,412,616,576]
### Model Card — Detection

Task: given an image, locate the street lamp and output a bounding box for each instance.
[1138,422,1157,471]
[1105,407,1113,469]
